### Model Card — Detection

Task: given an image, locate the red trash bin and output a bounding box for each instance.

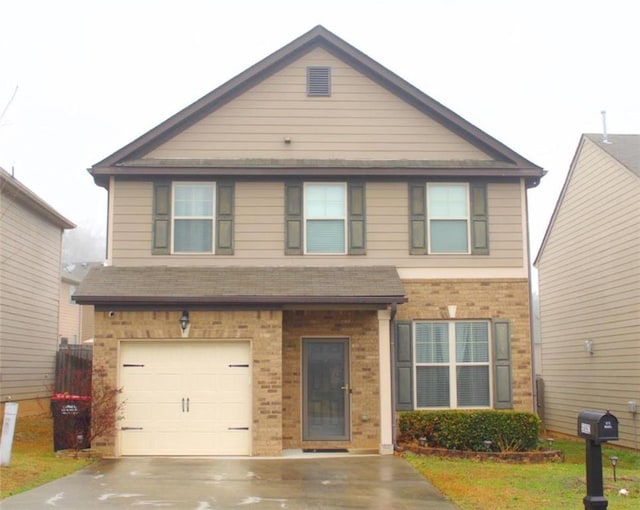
[51,394,91,451]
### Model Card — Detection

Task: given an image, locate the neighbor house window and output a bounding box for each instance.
[427,183,469,253]
[172,183,215,253]
[415,321,490,408]
[304,183,346,254]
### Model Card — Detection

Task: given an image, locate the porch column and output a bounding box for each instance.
[378,309,393,454]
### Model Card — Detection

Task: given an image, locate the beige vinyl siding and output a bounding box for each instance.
[58,280,80,343]
[538,138,640,449]
[147,48,491,162]
[0,197,64,401]
[110,178,525,269]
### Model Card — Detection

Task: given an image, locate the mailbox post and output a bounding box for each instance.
[577,410,619,510]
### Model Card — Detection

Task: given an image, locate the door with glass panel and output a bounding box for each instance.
[303,339,350,440]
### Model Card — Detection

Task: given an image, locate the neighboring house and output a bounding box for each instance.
[535,134,640,450]
[59,262,101,345]
[0,167,75,416]
[75,26,545,457]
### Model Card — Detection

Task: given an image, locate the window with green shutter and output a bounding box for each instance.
[284,181,366,255]
[395,319,510,410]
[409,181,489,255]
[152,180,234,255]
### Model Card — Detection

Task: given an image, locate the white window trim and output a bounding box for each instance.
[413,320,493,410]
[303,182,347,255]
[426,182,471,255]
[171,182,216,254]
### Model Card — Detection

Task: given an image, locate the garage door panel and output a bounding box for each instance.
[119,341,251,456]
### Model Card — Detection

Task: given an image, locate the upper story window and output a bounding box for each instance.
[307,66,331,96]
[409,181,488,256]
[152,181,234,256]
[173,183,215,253]
[304,183,346,254]
[285,181,365,256]
[427,183,469,253]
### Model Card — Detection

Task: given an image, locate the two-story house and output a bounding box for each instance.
[75,26,544,457]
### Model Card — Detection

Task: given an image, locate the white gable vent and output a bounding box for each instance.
[307,66,331,96]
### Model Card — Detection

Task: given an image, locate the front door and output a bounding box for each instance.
[303,339,350,441]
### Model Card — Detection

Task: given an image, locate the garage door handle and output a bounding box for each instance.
[186,397,190,412]
[228,427,249,430]
[181,398,190,412]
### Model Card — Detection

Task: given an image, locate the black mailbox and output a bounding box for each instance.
[577,410,618,443]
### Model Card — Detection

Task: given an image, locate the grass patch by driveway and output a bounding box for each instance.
[405,438,639,509]
[0,413,95,499]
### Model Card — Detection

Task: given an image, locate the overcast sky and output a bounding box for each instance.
[1,0,638,258]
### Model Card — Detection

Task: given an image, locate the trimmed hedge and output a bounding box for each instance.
[399,410,541,452]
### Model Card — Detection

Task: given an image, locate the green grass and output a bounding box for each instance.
[0,414,95,499]
[405,438,640,509]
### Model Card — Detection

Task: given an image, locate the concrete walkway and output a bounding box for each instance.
[1,455,459,509]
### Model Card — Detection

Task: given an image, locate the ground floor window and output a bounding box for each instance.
[414,321,490,409]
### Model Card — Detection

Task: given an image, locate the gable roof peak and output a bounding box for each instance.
[90,25,543,185]
[583,133,640,176]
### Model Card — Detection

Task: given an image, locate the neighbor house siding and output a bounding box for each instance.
[0,194,65,402]
[59,279,80,344]
[109,179,526,269]
[147,48,491,162]
[538,138,640,449]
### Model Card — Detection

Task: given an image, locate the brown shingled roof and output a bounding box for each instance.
[74,265,406,307]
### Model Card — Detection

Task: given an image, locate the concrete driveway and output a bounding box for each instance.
[1,455,459,509]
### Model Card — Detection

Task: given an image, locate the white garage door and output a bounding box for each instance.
[118,341,251,456]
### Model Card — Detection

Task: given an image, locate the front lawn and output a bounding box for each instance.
[405,438,639,509]
[0,413,95,499]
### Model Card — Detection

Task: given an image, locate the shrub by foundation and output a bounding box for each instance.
[399,410,541,452]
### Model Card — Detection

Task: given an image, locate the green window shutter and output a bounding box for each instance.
[152,181,171,255]
[216,181,234,255]
[493,319,513,409]
[285,181,303,255]
[395,321,414,411]
[470,182,489,255]
[348,181,366,255]
[409,183,427,255]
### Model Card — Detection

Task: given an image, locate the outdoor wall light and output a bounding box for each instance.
[179,311,190,332]
[447,305,457,319]
[584,339,594,354]
[609,456,619,481]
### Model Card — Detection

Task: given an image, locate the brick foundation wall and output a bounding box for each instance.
[396,279,534,412]
[282,310,381,451]
[92,309,283,456]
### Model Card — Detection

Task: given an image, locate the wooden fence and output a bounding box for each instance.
[55,344,93,396]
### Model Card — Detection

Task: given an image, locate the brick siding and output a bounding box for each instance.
[92,309,282,456]
[396,279,534,411]
[282,310,381,451]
